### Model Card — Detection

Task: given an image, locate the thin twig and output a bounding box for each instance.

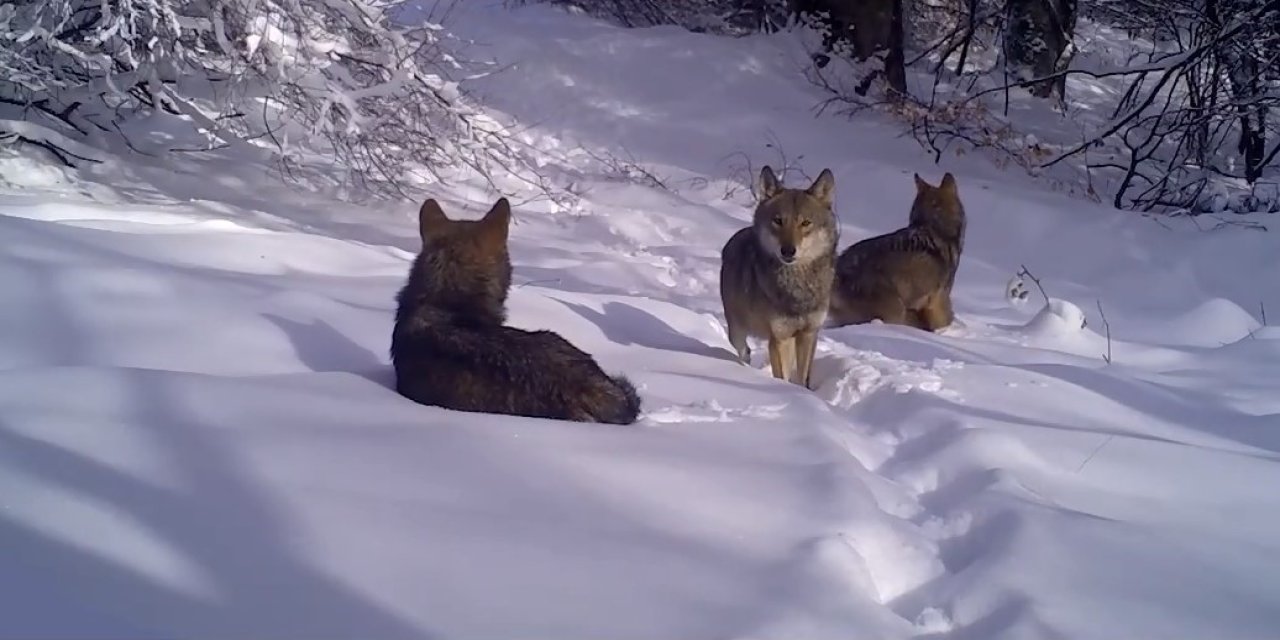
[719,132,811,202]
[1076,434,1115,473]
[1017,265,1051,305]
[1096,300,1113,364]
[581,146,670,191]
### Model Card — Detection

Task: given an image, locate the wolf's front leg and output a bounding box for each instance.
[768,335,798,382]
[793,328,819,389]
[726,320,751,364]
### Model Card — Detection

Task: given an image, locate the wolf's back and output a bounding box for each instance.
[835,227,952,301]
[392,321,641,425]
[719,227,757,297]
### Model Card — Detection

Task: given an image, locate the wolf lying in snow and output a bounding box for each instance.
[391,197,641,424]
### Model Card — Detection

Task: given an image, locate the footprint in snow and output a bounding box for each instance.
[644,399,789,424]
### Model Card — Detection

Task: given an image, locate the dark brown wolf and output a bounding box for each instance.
[391,197,641,424]
[828,173,966,332]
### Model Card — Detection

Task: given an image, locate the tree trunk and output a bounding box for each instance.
[792,0,907,95]
[884,0,907,95]
[1210,0,1272,184]
[1004,0,1077,100]
[904,0,968,53]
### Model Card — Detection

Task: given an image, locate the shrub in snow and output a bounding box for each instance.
[806,0,1279,215]
[0,0,521,198]
[1196,183,1232,215]
[1250,181,1279,214]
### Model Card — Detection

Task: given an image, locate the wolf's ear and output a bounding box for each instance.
[940,172,958,194]
[759,165,783,200]
[477,197,512,248]
[807,168,836,206]
[913,173,930,192]
[418,199,451,243]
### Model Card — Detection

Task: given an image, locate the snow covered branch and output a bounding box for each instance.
[822,0,1280,214]
[0,0,536,199]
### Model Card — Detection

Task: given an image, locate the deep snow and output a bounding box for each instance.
[2,1,1280,639]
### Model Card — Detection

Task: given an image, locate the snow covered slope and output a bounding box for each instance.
[2,1,1279,638]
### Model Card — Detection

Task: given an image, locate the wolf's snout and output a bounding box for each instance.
[780,245,797,262]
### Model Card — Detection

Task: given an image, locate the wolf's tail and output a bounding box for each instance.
[590,375,643,425]
[394,321,644,425]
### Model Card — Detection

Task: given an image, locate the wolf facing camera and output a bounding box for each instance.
[720,166,839,389]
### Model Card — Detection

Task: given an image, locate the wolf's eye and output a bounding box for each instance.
[772,217,783,226]
[800,219,812,228]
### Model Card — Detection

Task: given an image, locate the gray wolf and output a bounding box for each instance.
[828,172,966,332]
[720,166,839,388]
[391,197,641,424]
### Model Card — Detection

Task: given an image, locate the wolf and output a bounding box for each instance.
[391,197,642,425]
[719,166,839,388]
[828,172,967,332]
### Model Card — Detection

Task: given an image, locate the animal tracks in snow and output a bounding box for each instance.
[811,346,964,409]
[643,398,789,424]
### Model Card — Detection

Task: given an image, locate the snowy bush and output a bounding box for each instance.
[806,0,1280,215]
[0,0,525,198]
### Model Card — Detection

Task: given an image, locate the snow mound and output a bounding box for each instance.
[1024,298,1087,337]
[1249,326,1280,341]
[0,152,77,190]
[1139,297,1263,347]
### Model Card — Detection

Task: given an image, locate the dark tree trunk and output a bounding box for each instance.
[1004,0,1078,100]
[1240,115,1266,183]
[904,0,969,52]
[1210,0,1273,184]
[885,0,907,95]
[792,0,907,95]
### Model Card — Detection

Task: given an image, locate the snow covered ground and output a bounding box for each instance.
[3,1,1280,638]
